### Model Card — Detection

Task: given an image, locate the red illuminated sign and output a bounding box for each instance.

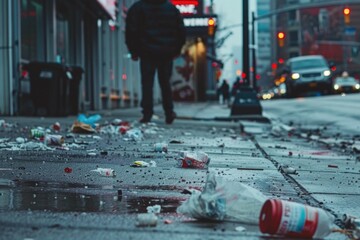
[171,0,199,15]
[171,0,199,5]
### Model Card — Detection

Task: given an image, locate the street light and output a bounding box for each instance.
[343,7,351,24]
[277,31,285,47]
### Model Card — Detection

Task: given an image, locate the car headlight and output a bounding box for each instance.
[355,84,360,89]
[334,84,339,90]
[291,73,300,80]
[323,70,331,77]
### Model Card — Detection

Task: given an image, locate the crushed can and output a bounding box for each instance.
[30,128,46,139]
[154,143,168,153]
[45,134,65,146]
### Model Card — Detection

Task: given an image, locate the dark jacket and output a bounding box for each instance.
[125,0,186,59]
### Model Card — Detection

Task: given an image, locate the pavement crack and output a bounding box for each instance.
[249,135,344,228]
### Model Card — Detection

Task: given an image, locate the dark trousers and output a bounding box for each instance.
[140,57,174,119]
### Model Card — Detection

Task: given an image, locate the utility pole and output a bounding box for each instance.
[242,0,249,86]
[251,11,257,91]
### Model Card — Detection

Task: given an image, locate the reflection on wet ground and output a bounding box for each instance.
[0,180,185,214]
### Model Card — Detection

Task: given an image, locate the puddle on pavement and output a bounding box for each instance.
[0,180,185,214]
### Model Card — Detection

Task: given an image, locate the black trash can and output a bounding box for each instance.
[68,66,84,115]
[24,62,70,116]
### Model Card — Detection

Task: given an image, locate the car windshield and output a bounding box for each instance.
[290,59,328,70]
[335,77,357,84]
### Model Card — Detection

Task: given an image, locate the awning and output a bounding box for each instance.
[79,0,118,20]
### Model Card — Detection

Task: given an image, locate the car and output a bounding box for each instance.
[282,55,333,97]
[333,71,360,94]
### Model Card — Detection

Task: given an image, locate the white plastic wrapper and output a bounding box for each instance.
[177,171,267,225]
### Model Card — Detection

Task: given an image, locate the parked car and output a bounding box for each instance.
[333,71,360,94]
[282,55,333,97]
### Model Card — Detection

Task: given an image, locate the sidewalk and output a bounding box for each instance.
[0,102,353,239]
[93,101,269,123]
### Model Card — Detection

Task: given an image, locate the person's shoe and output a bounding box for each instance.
[139,116,151,123]
[165,112,176,124]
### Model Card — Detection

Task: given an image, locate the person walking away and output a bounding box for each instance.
[125,0,186,124]
[220,80,230,105]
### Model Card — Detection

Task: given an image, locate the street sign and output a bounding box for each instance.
[345,27,356,36]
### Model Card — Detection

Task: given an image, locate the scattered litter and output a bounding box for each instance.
[91,168,116,177]
[45,135,64,146]
[169,139,184,144]
[181,188,193,195]
[164,219,172,224]
[16,137,26,144]
[64,167,72,173]
[177,171,266,224]
[56,146,69,151]
[147,205,161,214]
[77,114,101,128]
[30,128,46,139]
[218,143,225,148]
[259,199,335,239]
[111,119,122,126]
[0,138,9,143]
[177,151,210,169]
[53,122,61,131]
[342,214,360,239]
[235,226,246,232]
[136,213,157,227]
[131,161,157,168]
[7,142,53,151]
[288,151,293,156]
[328,164,338,168]
[278,165,297,174]
[71,121,95,134]
[119,126,129,134]
[154,143,168,153]
[125,128,143,141]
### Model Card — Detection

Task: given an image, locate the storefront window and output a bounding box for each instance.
[21,0,45,61]
[56,2,70,64]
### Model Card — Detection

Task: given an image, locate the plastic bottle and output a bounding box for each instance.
[91,168,116,177]
[259,199,334,239]
[154,143,168,152]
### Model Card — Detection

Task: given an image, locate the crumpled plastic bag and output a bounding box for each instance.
[177,171,267,225]
[125,128,143,141]
[177,151,210,169]
[77,114,101,128]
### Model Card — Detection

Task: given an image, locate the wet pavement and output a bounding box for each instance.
[0,102,357,239]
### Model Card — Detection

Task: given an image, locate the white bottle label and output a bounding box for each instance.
[277,201,318,236]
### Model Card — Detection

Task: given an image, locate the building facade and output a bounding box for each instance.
[272,0,360,83]
[256,0,273,90]
[0,0,217,116]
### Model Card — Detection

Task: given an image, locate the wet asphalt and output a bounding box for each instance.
[0,102,357,240]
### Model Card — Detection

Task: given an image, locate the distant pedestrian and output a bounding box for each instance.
[219,80,230,104]
[125,0,186,124]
